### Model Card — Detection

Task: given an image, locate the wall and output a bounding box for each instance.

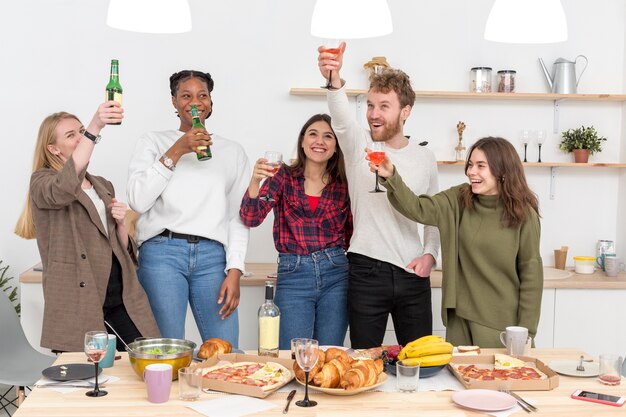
[1,0,625,309]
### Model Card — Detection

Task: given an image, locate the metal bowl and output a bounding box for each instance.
[127,338,196,380]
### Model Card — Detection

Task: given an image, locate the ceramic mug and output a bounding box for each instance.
[596,253,616,272]
[99,334,117,368]
[499,326,530,356]
[144,363,172,403]
[605,256,626,277]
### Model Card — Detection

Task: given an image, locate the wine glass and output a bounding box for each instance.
[536,130,547,163]
[259,151,283,202]
[84,331,109,397]
[367,141,386,193]
[519,130,530,162]
[295,338,319,408]
[320,40,341,89]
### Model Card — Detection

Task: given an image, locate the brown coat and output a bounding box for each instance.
[30,158,160,351]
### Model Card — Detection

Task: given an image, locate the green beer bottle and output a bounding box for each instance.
[191,104,212,161]
[105,59,123,125]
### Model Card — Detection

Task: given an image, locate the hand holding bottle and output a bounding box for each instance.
[87,101,124,133]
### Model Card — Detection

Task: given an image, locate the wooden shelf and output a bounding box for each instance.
[438,161,626,168]
[290,88,626,101]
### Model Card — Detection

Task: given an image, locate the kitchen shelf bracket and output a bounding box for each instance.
[550,166,558,200]
[356,93,367,128]
[553,99,565,134]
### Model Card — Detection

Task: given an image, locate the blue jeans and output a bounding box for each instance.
[137,235,239,347]
[275,246,349,349]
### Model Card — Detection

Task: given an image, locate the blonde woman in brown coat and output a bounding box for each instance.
[15,101,160,352]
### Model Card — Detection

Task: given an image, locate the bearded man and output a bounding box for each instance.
[317,43,441,349]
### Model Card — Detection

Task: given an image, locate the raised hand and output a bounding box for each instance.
[317,42,346,87]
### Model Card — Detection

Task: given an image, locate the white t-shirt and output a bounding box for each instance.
[83,186,108,236]
[127,130,251,273]
[327,87,440,272]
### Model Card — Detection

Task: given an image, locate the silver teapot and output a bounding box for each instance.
[539,55,588,94]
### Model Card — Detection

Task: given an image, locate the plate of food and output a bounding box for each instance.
[296,372,388,396]
[452,389,517,411]
[42,364,102,381]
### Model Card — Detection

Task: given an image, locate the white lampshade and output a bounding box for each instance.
[107,0,192,34]
[311,0,393,39]
[484,0,567,44]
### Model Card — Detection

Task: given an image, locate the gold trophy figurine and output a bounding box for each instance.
[455,121,467,161]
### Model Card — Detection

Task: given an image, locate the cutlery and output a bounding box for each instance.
[502,389,538,412]
[283,389,296,414]
[37,382,106,388]
[576,355,585,372]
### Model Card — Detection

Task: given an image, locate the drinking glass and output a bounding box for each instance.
[259,151,283,202]
[367,141,386,193]
[84,331,109,397]
[295,338,319,408]
[519,130,530,162]
[536,130,547,162]
[320,40,341,89]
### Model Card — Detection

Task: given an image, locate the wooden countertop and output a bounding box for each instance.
[20,263,626,289]
[13,348,625,416]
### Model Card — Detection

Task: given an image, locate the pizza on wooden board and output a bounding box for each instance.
[201,361,291,391]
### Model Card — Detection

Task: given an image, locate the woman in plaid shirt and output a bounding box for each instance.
[240,114,352,349]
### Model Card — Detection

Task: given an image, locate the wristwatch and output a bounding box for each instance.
[82,129,101,144]
[161,153,176,171]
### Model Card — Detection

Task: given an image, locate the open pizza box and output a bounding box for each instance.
[448,354,559,391]
[189,353,294,398]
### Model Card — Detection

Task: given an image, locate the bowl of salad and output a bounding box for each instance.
[127,338,196,380]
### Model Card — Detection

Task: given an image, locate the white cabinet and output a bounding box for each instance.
[535,289,556,348]
[552,289,626,357]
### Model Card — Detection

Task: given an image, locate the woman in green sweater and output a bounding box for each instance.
[372,137,543,348]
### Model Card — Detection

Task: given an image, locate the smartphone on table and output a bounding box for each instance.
[571,390,625,407]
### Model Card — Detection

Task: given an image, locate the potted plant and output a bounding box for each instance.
[0,260,20,315]
[559,125,607,163]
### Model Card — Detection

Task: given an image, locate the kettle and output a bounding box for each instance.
[538,55,588,94]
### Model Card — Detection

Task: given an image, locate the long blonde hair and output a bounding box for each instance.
[15,112,80,239]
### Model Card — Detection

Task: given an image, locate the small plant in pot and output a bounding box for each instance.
[559,125,606,163]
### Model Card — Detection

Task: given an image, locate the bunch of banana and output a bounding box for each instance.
[397,335,453,367]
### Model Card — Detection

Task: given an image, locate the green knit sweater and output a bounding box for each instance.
[381,172,543,337]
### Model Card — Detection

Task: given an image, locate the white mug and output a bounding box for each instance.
[499,326,529,356]
[605,257,625,277]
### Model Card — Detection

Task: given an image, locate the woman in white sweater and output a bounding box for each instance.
[127,70,250,347]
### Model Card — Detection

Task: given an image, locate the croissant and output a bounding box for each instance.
[293,349,325,383]
[339,359,383,390]
[197,337,232,359]
[312,358,352,388]
[324,348,352,365]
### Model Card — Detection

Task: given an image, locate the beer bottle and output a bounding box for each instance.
[105,59,123,125]
[191,104,212,161]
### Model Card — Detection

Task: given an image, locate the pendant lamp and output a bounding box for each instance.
[107,0,192,34]
[484,0,567,44]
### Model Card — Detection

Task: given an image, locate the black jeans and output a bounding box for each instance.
[103,254,142,351]
[347,253,432,349]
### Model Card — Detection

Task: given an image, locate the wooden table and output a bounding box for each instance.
[13,349,625,416]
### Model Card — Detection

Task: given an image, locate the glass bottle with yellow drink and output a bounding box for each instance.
[258,280,280,357]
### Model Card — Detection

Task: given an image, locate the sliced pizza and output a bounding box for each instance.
[202,361,291,391]
[454,364,546,381]
[494,354,528,370]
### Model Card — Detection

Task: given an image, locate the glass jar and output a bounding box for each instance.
[470,67,492,93]
[497,70,516,93]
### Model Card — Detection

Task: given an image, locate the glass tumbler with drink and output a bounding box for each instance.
[367,141,386,193]
[598,354,624,386]
[295,338,319,407]
[84,330,109,397]
[259,151,283,202]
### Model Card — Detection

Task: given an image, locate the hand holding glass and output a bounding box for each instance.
[259,151,283,202]
[84,331,108,397]
[367,141,386,193]
[295,338,319,408]
[320,41,341,89]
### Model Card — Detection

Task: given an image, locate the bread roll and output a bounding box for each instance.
[312,358,351,388]
[197,338,232,359]
[324,348,352,365]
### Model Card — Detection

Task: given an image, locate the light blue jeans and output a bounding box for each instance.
[275,246,349,349]
[137,235,239,347]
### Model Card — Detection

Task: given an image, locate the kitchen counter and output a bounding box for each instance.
[20,263,626,289]
[13,348,626,417]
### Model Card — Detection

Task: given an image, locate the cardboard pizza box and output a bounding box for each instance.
[190,353,295,398]
[448,354,559,391]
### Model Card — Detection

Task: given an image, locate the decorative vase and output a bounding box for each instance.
[573,149,589,163]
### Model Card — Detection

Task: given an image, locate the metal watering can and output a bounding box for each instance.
[538,55,588,94]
